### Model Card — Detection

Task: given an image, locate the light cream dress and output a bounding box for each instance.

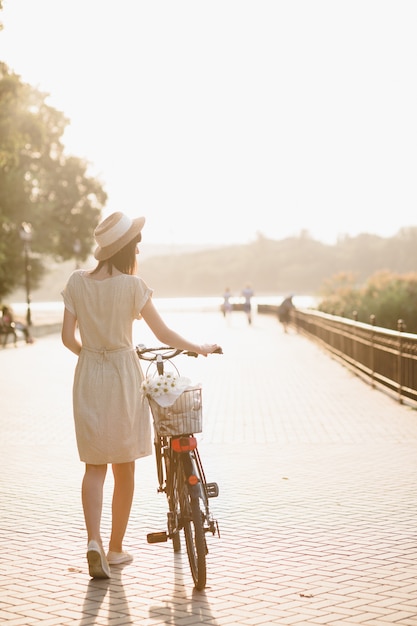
[61,270,153,464]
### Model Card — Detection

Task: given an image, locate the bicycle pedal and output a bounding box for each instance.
[147,531,168,544]
[206,482,219,498]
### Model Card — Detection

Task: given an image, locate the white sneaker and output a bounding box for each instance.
[106,550,134,565]
[87,540,111,579]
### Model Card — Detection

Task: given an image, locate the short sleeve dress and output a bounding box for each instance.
[61,270,153,464]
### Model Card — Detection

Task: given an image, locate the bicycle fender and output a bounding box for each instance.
[187,483,201,499]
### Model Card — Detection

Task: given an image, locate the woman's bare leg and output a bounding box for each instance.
[82,463,108,549]
[109,461,135,553]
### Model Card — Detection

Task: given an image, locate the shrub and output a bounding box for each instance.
[318,270,417,333]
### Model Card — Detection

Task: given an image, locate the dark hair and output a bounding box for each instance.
[92,233,142,276]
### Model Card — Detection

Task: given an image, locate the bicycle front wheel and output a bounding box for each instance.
[179,458,207,590]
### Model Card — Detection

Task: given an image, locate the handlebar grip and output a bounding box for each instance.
[185,347,222,357]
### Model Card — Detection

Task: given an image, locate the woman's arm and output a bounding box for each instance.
[140,298,220,356]
[61,308,82,356]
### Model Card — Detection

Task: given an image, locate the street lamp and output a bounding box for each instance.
[19,222,33,327]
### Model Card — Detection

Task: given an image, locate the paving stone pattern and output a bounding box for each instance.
[1,310,417,625]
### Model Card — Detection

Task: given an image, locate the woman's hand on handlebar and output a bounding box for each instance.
[198,344,223,356]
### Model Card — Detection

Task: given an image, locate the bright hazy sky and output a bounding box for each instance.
[1,1,417,246]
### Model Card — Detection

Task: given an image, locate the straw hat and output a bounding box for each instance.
[94,212,145,261]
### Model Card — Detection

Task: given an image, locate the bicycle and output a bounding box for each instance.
[136,344,221,590]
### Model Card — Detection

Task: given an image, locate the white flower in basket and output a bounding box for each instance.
[141,373,193,407]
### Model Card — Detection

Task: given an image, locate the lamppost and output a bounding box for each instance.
[19,222,33,327]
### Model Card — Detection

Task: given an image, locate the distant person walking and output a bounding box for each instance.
[278,295,295,333]
[241,284,254,325]
[221,287,233,317]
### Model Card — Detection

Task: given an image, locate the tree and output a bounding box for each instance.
[318,269,417,333]
[317,272,362,317]
[0,63,107,299]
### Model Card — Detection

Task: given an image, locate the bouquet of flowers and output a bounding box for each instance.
[141,373,192,407]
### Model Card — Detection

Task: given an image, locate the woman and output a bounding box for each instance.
[61,211,220,579]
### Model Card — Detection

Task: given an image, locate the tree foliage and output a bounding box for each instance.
[318,270,417,333]
[0,62,107,299]
[316,272,362,317]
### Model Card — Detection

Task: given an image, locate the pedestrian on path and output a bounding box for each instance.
[221,287,233,317]
[241,283,254,324]
[61,211,220,580]
[277,295,295,333]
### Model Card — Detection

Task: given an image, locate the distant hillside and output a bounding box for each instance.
[138,229,417,298]
[8,228,417,302]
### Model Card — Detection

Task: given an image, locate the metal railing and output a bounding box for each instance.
[258,304,417,408]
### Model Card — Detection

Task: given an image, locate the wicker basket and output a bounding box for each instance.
[148,386,202,436]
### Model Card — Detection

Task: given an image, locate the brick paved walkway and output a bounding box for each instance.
[1,310,417,625]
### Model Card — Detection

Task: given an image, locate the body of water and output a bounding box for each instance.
[10,295,318,324]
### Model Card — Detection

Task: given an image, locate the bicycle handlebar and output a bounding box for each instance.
[136,345,223,362]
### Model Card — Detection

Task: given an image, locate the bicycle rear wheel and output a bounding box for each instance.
[179,455,207,590]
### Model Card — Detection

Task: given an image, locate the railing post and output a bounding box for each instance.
[397,319,404,404]
[370,314,375,388]
[352,311,358,362]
